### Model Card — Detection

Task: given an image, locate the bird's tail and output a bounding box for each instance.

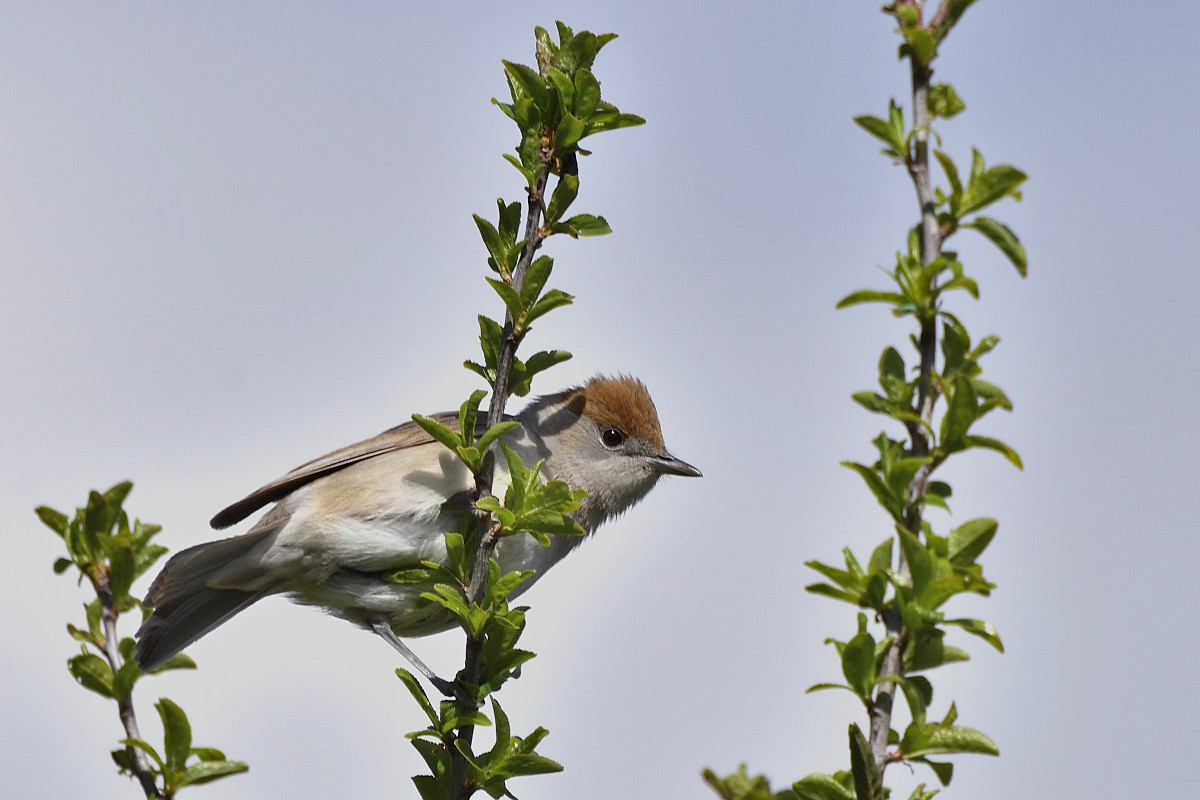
[135,530,276,671]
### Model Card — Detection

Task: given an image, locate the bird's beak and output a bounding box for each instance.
[644,453,703,478]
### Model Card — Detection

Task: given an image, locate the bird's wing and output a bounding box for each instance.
[209,411,463,529]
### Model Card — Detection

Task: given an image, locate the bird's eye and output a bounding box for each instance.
[601,428,624,448]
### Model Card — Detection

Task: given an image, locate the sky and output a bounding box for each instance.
[3,2,1198,799]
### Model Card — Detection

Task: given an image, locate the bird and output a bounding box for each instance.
[134,375,700,692]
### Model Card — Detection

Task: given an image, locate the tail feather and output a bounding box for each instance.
[135,530,276,671]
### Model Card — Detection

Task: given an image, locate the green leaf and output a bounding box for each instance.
[928,83,965,119]
[521,256,554,307]
[36,505,70,537]
[109,546,135,601]
[412,414,463,451]
[905,634,970,672]
[53,557,74,574]
[934,150,962,214]
[903,725,999,758]
[157,698,192,771]
[176,760,249,788]
[947,518,997,566]
[68,653,114,697]
[939,376,978,453]
[901,27,936,64]
[944,617,1004,652]
[486,277,523,322]
[573,68,601,117]
[120,737,164,770]
[111,660,141,700]
[477,421,520,456]
[841,632,877,701]
[848,724,882,800]
[964,216,1027,276]
[932,0,982,43]
[842,462,902,521]
[553,213,611,237]
[963,435,1023,469]
[151,653,197,673]
[859,107,902,158]
[545,173,579,224]
[959,149,1027,216]
[806,560,864,592]
[470,214,504,277]
[555,112,587,152]
[793,773,858,800]
[837,289,907,309]
[502,60,551,113]
[525,288,575,326]
[806,583,867,606]
[897,527,932,596]
[915,758,953,786]
[868,538,894,573]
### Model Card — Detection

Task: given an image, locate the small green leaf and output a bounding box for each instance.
[521,256,554,307]
[69,653,114,697]
[903,725,999,758]
[854,113,905,159]
[36,505,70,537]
[965,217,1027,276]
[398,671,441,734]
[928,83,965,119]
[176,760,249,788]
[963,435,1023,469]
[841,632,878,701]
[837,289,907,309]
[545,174,579,224]
[947,518,997,566]
[901,27,936,64]
[848,723,882,800]
[111,660,141,700]
[842,462,902,521]
[793,773,858,800]
[944,618,1004,652]
[412,414,463,451]
[553,213,611,237]
[959,150,1027,215]
[157,698,192,771]
[486,277,524,321]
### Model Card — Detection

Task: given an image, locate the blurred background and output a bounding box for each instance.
[3,2,1197,798]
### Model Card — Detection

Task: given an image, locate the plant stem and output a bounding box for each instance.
[450,160,551,800]
[95,576,162,799]
[868,48,943,779]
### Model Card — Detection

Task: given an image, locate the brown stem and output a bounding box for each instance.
[449,157,552,800]
[94,574,162,799]
[868,48,943,781]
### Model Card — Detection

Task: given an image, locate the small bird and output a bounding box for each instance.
[135,375,700,690]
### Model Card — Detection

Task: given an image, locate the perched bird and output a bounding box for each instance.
[135,375,700,691]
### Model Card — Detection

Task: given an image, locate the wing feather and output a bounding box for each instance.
[209,412,462,529]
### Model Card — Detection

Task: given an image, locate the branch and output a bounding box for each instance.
[95,576,162,799]
[869,50,943,781]
[450,149,552,800]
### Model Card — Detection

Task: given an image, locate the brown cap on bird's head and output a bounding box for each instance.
[563,375,666,449]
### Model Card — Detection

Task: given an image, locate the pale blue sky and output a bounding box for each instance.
[4,2,1197,799]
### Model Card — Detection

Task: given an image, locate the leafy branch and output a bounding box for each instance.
[395,22,643,800]
[38,483,247,798]
[705,2,1025,798]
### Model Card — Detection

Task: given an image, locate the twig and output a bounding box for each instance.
[95,576,162,799]
[449,151,552,800]
[868,49,943,779]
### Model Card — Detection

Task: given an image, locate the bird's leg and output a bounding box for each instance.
[364,612,476,707]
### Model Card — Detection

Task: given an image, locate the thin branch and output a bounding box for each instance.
[450,155,552,800]
[95,577,162,799]
[869,52,943,779]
